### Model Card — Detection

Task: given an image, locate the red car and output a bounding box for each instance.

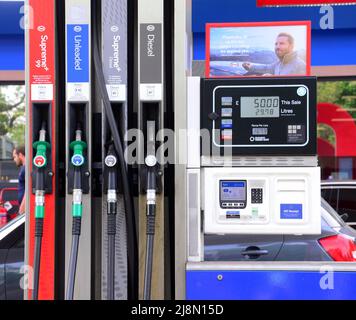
[0,188,19,222]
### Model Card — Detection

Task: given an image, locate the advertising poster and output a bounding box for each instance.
[206,21,311,78]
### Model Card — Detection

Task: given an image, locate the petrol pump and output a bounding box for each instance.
[181,75,322,298]
[64,0,92,300]
[25,0,58,300]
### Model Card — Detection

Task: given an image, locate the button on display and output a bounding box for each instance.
[221,108,233,117]
[221,119,233,129]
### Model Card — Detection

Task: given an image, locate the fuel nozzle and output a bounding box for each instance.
[143,121,158,300]
[66,124,87,300]
[69,123,87,218]
[33,122,50,170]
[105,142,118,217]
[32,122,50,218]
[70,123,87,168]
[105,143,118,192]
[32,121,50,300]
[105,143,118,300]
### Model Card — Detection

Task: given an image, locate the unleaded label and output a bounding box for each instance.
[67,24,89,83]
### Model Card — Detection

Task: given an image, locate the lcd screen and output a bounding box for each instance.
[220,181,246,201]
[241,96,280,118]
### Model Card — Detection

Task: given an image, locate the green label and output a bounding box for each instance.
[72,203,83,218]
[35,205,45,219]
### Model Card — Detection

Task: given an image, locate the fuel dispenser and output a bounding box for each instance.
[137,0,165,300]
[26,0,57,300]
[93,0,138,300]
[65,0,92,300]
[183,75,323,299]
[199,77,320,236]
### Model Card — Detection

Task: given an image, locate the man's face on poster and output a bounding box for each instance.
[275,36,293,59]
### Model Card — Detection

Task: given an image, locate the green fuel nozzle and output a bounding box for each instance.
[33,123,50,169]
[32,122,50,219]
[32,122,50,300]
[70,127,87,168]
[66,124,87,300]
[69,125,87,219]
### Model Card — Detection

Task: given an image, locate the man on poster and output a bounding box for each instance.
[242,32,306,76]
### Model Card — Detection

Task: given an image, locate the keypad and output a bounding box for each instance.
[251,188,263,204]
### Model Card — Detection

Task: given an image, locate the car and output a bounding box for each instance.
[0,214,24,300]
[0,206,8,229]
[205,198,356,262]
[321,180,356,229]
[0,187,19,221]
[1,199,356,299]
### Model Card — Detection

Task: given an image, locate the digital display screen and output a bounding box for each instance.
[241,96,279,118]
[220,181,246,201]
[252,128,268,135]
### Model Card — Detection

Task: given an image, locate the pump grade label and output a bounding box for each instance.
[67,24,90,101]
[33,155,46,168]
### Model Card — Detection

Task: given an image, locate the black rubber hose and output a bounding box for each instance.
[66,217,81,300]
[143,168,156,300]
[107,233,115,300]
[107,205,116,300]
[92,0,138,300]
[33,217,43,300]
[143,231,154,300]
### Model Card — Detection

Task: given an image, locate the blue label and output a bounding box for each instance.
[226,211,240,219]
[280,204,303,219]
[71,155,84,166]
[222,181,245,188]
[67,24,89,83]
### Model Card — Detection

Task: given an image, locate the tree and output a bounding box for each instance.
[0,85,25,146]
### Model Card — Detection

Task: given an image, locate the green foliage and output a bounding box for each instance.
[0,85,25,147]
[317,81,356,146]
[318,80,356,119]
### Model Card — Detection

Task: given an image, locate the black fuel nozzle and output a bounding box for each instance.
[105,142,118,218]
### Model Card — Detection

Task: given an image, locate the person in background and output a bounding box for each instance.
[242,32,306,76]
[12,145,26,214]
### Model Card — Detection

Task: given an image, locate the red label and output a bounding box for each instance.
[28,0,56,300]
[34,156,45,167]
[257,0,356,6]
[29,0,55,88]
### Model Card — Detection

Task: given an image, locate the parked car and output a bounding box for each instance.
[0,214,24,300]
[0,206,8,228]
[0,187,19,222]
[321,180,356,229]
[205,198,356,262]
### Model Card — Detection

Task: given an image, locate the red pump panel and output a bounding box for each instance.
[28,0,56,300]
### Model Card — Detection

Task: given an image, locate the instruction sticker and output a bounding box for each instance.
[280,204,303,219]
